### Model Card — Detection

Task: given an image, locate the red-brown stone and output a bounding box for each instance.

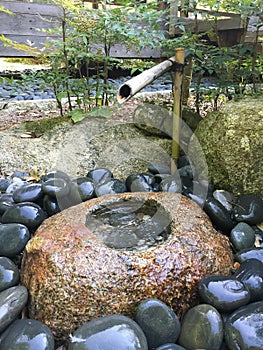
[21,192,233,341]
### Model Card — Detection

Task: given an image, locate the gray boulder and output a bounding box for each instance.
[0,112,172,180]
[134,103,201,149]
[188,95,263,197]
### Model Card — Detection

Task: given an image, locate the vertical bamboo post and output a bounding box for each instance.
[168,0,179,37]
[171,48,185,174]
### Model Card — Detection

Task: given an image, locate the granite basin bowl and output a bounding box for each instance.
[21,192,233,341]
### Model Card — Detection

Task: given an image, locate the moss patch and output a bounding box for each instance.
[189,94,263,197]
[22,116,72,134]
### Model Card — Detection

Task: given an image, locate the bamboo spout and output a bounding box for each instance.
[117,56,176,104]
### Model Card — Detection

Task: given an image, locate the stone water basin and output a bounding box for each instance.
[20,192,233,341]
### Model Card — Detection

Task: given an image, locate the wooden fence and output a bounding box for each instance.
[0,0,163,58]
[0,1,63,56]
[0,0,262,58]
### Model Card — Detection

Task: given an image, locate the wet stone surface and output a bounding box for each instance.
[225,301,263,350]
[0,163,262,349]
[235,247,263,264]
[20,192,233,341]
[13,183,43,204]
[2,203,47,232]
[85,199,171,251]
[135,298,181,349]
[0,286,28,333]
[0,223,30,258]
[0,257,20,292]
[178,304,223,350]
[230,222,256,252]
[0,319,55,350]
[203,197,236,235]
[156,344,186,350]
[68,315,148,350]
[233,259,263,301]
[233,194,263,225]
[198,275,250,312]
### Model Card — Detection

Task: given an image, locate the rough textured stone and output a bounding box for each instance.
[188,95,263,197]
[133,103,201,149]
[21,192,233,341]
[0,112,171,181]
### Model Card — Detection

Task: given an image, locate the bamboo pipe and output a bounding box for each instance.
[171,48,185,174]
[117,56,176,104]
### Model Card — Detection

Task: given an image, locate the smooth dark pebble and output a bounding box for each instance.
[204,197,236,235]
[178,304,223,350]
[42,195,61,216]
[180,175,193,195]
[0,319,55,350]
[156,344,186,350]
[148,163,171,175]
[159,175,182,193]
[125,173,153,192]
[233,194,263,225]
[135,298,181,349]
[87,168,113,184]
[152,182,160,192]
[72,177,95,201]
[12,183,43,204]
[68,315,148,350]
[230,222,256,252]
[140,172,156,186]
[0,194,15,214]
[5,180,29,194]
[0,223,30,257]
[178,165,194,179]
[42,178,70,198]
[186,180,209,207]
[41,170,71,183]
[198,275,250,312]
[233,258,263,301]
[2,202,47,231]
[177,155,191,168]
[213,189,235,212]
[95,179,127,197]
[235,247,263,264]
[0,178,12,192]
[10,171,30,180]
[199,179,215,197]
[154,174,170,184]
[0,257,20,292]
[187,192,206,207]
[225,301,263,350]
[60,183,82,210]
[0,286,28,333]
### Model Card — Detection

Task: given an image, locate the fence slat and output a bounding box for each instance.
[0,1,63,16]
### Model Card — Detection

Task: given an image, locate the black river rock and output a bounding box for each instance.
[0,223,30,257]
[198,275,250,312]
[233,258,263,301]
[225,301,263,350]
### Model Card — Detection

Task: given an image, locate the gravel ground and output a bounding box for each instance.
[0,58,224,131]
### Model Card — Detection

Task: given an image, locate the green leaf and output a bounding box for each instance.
[178,24,186,32]
[68,109,85,123]
[57,92,67,103]
[195,49,203,59]
[86,106,113,118]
